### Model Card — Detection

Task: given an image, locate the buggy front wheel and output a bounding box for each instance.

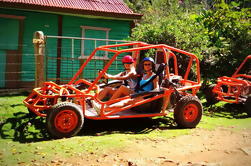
[174,96,202,128]
[46,102,84,139]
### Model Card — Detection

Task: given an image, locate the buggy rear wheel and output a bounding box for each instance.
[46,102,84,138]
[174,96,202,128]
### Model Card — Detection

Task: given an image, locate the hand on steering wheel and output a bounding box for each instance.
[99,70,108,85]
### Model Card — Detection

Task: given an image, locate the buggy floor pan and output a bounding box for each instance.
[85,107,165,119]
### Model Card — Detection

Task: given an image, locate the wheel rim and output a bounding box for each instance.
[183,104,198,122]
[54,110,78,133]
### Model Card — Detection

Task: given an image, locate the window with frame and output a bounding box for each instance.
[80,26,110,60]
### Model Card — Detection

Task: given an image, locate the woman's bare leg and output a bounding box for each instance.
[109,85,133,100]
[161,94,170,112]
[98,87,116,100]
[105,97,143,111]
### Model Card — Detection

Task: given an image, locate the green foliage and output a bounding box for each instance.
[199,0,251,80]
[125,0,251,82]
[123,0,151,12]
[128,0,210,58]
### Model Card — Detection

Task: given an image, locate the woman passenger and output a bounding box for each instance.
[104,57,159,110]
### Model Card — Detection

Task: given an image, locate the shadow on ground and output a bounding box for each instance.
[80,116,177,136]
[3,97,249,143]
[0,111,177,143]
[0,112,50,143]
[203,102,249,119]
[1,102,249,143]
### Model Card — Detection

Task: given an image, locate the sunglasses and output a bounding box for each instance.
[144,63,152,66]
[123,62,133,64]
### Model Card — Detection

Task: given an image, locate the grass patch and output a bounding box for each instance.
[0,95,251,165]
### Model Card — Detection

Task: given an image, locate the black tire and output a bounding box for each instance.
[174,96,202,128]
[244,96,251,117]
[46,102,84,139]
[204,84,218,105]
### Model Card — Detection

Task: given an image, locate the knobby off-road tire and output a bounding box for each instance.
[204,84,218,105]
[174,96,202,128]
[244,96,251,117]
[46,102,84,139]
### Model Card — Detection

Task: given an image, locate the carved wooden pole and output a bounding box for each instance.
[33,31,45,87]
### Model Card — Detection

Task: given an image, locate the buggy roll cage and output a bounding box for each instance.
[69,42,201,92]
[70,42,201,118]
[232,55,251,79]
[212,55,251,103]
[24,42,201,119]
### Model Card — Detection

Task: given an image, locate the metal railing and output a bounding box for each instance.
[44,34,133,84]
[0,31,133,89]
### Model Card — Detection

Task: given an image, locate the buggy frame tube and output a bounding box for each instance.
[233,55,251,77]
[24,42,202,119]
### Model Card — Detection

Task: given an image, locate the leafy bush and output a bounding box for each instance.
[130,1,209,58]
[199,1,251,81]
[128,0,210,80]
[127,0,250,83]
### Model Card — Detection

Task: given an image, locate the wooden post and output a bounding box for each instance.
[33,31,45,87]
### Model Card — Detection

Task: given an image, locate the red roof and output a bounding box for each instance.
[0,0,142,19]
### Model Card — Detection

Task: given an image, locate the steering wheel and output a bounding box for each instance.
[74,79,100,94]
[98,70,108,85]
[74,79,92,87]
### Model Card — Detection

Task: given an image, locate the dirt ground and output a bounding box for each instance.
[50,127,251,166]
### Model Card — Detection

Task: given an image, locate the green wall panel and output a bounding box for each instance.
[0,17,19,50]
[0,9,58,83]
[62,15,131,40]
[0,8,132,85]
[0,50,6,88]
[0,17,19,87]
[59,15,131,81]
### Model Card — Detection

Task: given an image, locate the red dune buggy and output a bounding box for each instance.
[205,55,251,115]
[24,42,203,138]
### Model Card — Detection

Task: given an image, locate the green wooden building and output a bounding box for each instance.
[0,0,142,89]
